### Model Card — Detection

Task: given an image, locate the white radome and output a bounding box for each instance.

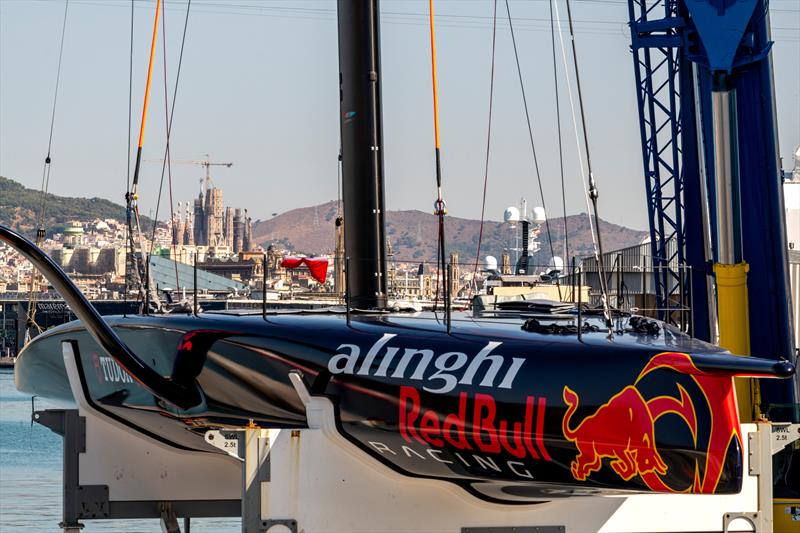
[504,206,520,224]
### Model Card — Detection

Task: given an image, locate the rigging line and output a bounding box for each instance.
[150,0,191,292]
[550,0,570,266]
[126,0,134,195]
[504,0,561,300]
[148,0,177,289]
[28,0,69,336]
[552,0,596,249]
[429,0,449,327]
[35,0,69,236]
[126,0,162,300]
[124,0,134,313]
[563,0,614,332]
[471,0,498,304]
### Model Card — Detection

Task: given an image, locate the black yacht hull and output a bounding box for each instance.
[16,311,792,503]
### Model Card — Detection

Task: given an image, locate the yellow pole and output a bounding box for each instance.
[714,262,759,421]
[428,0,441,152]
[137,0,161,151]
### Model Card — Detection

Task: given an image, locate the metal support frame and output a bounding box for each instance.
[33,409,108,532]
[238,428,272,533]
[627,0,711,340]
[630,0,796,408]
[33,408,242,532]
[628,0,686,323]
[723,422,800,532]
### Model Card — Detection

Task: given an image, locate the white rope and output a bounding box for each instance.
[552,0,598,257]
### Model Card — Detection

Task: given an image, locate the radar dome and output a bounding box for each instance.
[550,256,564,272]
[532,206,546,223]
[504,206,520,224]
[484,255,498,271]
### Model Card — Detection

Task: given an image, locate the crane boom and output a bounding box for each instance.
[143,154,233,195]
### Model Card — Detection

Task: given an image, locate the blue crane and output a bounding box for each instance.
[627,0,797,414]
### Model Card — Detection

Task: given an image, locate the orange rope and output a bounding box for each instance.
[428,0,441,150]
[136,0,161,149]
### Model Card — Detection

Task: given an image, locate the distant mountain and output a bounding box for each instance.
[0,175,647,264]
[0,176,152,236]
[252,201,648,265]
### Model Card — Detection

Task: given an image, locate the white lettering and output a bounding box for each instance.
[498,357,526,389]
[99,356,134,383]
[100,359,111,381]
[356,334,397,375]
[460,342,504,387]
[508,461,534,479]
[374,347,400,377]
[368,441,396,455]
[424,351,467,394]
[391,349,433,379]
[473,455,502,473]
[367,442,535,481]
[427,449,453,464]
[328,344,360,374]
[327,336,525,394]
[402,446,427,460]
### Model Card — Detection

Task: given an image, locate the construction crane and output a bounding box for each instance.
[144,154,233,196]
[627,0,795,412]
[628,0,798,526]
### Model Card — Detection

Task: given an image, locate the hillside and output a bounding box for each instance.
[253,201,647,265]
[0,176,648,264]
[0,176,152,235]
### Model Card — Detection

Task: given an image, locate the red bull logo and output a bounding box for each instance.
[562,352,741,494]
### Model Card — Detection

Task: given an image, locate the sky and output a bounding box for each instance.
[0,0,798,232]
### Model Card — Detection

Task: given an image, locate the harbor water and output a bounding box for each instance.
[0,368,238,532]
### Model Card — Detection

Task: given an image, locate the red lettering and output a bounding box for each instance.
[499,419,527,459]
[473,393,500,453]
[535,397,552,461]
[397,387,551,463]
[399,386,425,445]
[420,411,444,447]
[523,395,540,460]
[443,392,472,450]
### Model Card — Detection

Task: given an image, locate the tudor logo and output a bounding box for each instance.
[327,333,525,394]
[93,354,135,384]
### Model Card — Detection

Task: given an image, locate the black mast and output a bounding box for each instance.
[337,0,388,309]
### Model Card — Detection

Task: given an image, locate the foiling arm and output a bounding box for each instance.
[0,224,202,409]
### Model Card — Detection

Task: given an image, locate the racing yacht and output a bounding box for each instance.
[3,0,795,510]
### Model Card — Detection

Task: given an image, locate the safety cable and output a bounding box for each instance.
[563,0,613,332]
[27,0,69,336]
[428,0,451,332]
[470,0,498,304]
[549,0,570,267]
[504,0,561,300]
[149,0,192,293]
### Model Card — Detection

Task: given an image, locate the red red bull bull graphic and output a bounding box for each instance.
[331,337,761,501]
[562,352,742,494]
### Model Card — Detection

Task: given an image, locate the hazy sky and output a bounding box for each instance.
[1,0,798,232]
